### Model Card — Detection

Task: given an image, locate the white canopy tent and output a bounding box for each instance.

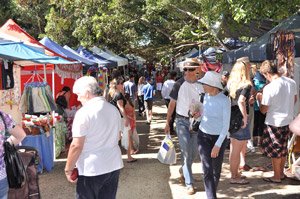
[91,46,127,66]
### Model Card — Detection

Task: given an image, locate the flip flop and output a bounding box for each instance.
[127,159,137,163]
[263,177,281,183]
[230,179,249,185]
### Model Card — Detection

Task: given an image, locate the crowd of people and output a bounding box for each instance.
[0,54,299,199]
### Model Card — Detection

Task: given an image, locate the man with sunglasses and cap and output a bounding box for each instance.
[164,58,204,195]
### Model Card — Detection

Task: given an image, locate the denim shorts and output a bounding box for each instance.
[229,121,251,140]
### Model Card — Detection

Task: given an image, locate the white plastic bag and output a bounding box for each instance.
[121,126,139,150]
[157,135,176,165]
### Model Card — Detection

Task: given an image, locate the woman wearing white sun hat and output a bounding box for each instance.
[197,71,231,199]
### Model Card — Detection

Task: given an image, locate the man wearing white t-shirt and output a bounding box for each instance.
[164,58,204,195]
[65,76,123,198]
[257,60,297,183]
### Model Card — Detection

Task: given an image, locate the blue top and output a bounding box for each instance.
[199,92,231,147]
[143,82,155,100]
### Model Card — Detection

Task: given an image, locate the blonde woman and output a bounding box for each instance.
[109,77,136,162]
[227,57,252,184]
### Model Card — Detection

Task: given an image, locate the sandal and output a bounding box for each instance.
[230,179,249,185]
[127,159,137,163]
[263,177,281,183]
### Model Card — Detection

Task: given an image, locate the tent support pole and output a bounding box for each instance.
[52,65,56,162]
[43,64,47,82]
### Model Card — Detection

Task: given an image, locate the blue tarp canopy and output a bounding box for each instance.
[77,46,117,68]
[223,13,300,64]
[63,45,98,66]
[0,41,76,66]
[40,37,97,66]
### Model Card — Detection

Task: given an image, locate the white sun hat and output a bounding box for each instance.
[198,71,223,90]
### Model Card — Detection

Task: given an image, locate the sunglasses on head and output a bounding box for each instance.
[183,68,196,72]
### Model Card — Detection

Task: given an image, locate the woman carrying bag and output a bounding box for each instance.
[0,111,26,199]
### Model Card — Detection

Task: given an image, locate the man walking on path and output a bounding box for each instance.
[161,71,177,134]
[65,76,123,199]
[256,60,297,183]
[143,78,155,123]
[164,58,204,195]
[124,74,137,101]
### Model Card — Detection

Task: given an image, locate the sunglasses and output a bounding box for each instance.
[183,68,196,72]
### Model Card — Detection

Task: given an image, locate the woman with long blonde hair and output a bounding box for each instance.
[227,58,253,184]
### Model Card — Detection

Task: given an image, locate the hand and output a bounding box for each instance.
[241,116,247,129]
[65,170,78,184]
[256,92,263,103]
[211,146,220,158]
[249,95,255,105]
[193,112,201,119]
[164,123,170,134]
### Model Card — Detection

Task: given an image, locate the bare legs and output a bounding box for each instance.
[229,138,248,182]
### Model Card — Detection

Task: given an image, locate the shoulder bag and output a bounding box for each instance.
[229,105,243,134]
[0,113,26,189]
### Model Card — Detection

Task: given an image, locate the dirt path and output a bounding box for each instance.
[39,100,300,199]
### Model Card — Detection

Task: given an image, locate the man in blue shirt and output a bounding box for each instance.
[143,78,155,123]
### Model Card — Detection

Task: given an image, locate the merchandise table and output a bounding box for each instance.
[22,131,54,173]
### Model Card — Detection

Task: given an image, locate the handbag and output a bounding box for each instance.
[229,105,243,134]
[0,113,26,189]
[157,135,176,165]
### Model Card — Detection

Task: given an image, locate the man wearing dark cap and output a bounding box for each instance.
[164,58,204,195]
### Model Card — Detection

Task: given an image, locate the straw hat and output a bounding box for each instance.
[198,71,223,90]
[183,58,201,68]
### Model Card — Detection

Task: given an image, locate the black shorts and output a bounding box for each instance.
[144,100,153,110]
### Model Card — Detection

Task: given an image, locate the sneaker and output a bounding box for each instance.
[186,186,195,195]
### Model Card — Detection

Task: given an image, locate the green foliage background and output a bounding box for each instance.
[0,0,299,61]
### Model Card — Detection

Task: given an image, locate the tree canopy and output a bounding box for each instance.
[1,0,299,62]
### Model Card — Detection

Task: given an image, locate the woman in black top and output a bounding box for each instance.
[109,77,136,162]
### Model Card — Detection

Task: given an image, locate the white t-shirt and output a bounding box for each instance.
[161,79,176,99]
[170,78,204,117]
[72,96,124,176]
[262,76,297,127]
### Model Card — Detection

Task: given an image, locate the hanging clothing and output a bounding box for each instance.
[0,60,14,90]
[19,82,57,114]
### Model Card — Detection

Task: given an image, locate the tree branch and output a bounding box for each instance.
[169,4,229,50]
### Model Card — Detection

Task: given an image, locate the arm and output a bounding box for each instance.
[65,136,85,183]
[9,125,26,145]
[212,98,231,158]
[237,95,248,128]
[256,92,268,114]
[164,99,176,134]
